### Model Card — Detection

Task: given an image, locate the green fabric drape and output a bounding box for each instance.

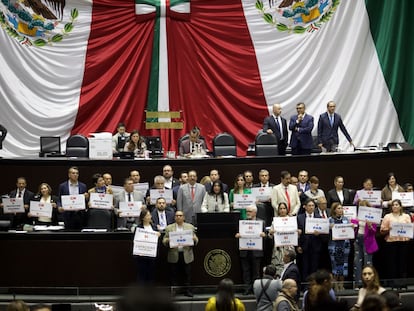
[365,0,414,146]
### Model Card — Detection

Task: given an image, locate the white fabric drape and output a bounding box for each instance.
[0,0,92,157]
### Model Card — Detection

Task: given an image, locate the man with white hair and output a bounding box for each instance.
[235,204,266,295]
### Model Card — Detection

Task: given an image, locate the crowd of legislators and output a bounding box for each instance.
[1,165,414,292]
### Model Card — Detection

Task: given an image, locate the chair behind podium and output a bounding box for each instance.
[196,212,240,238]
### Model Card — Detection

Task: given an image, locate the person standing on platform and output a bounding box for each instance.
[253,265,282,311]
[201,180,230,213]
[253,169,275,227]
[317,101,354,152]
[151,197,175,231]
[229,174,251,220]
[235,204,266,295]
[58,166,87,230]
[163,210,198,297]
[244,170,255,189]
[176,170,205,225]
[262,103,288,155]
[289,102,314,155]
[297,198,323,282]
[135,208,160,284]
[112,122,130,154]
[271,171,301,216]
[114,177,145,229]
[162,165,179,190]
[205,169,229,193]
[326,176,354,208]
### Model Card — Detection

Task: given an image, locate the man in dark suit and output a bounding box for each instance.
[297,198,323,282]
[58,166,87,230]
[236,204,266,295]
[317,100,354,152]
[162,165,179,190]
[281,249,301,302]
[289,102,314,155]
[204,169,229,193]
[262,103,288,155]
[151,197,175,231]
[326,176,354,208]
[7,177,34,228]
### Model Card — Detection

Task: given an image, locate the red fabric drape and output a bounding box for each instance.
[73,0,268,156]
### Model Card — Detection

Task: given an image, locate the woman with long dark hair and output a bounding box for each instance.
[201,180,229,213]
[124,130,147,158]
[205,278,245,311]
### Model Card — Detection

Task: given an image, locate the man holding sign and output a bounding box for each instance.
[163,211,198,297]
[235,204,266,295]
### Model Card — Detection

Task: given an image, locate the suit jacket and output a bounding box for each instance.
[163,222,198,263]
[204,181,229,193]
[114,190,145,228]
[151,208,175,228]
[176,183,206,224]
[239,217,265,258]
[263,115,288,153]
[326,188,354,209]
[271,184,301,216]
[297,213,322,253]
[58,180,88,230]
[9,188,34,228]
[317,112,352,145]
[289,114,314,149]
[282,262,301,285]
[179,139,206,156]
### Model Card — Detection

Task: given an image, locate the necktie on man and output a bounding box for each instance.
[276,117,283,140]
[160,212,166,227]
[128,193,132,202]
[18,191,22,198]
[330,114,334,127]
[285,187,291,213]
[191,186,195,201]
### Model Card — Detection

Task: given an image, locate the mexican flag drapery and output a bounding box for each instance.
[0,0,411,157]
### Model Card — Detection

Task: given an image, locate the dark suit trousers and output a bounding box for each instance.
[171,252,191,287]
[240,251,261,289]
[136,256,156,284]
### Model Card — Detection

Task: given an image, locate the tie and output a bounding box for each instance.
[322,211,326,218]
[191,186,195,201]
[18,191,22,198]
[329,114,334,126]
[276,117,283,139]
[308,214,312,218]
[285,187,291,213]
[128,193,132,201]
[160,213,166,227]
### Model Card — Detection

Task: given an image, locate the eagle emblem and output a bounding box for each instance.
[0,0,78,46]
[256,0,340,33]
